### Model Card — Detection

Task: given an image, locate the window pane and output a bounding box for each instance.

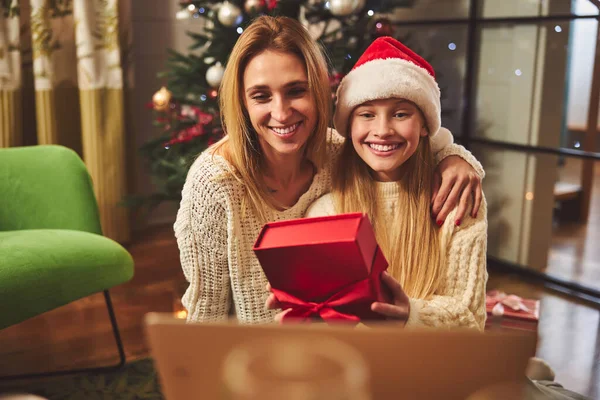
[473,18,600,154]
[473,145,600,292]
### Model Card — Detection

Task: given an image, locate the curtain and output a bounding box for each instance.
[0,0,130,243]
[0,1,21,147]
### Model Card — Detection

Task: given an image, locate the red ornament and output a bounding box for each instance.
[266,0,278,11]
[208,89,218,99]
[372,18,394,37]
[329,72,344,87]
[164,108,219,147]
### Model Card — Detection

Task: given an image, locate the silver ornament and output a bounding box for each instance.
[217,2,242,27]
[206,62,225,88]
[329,0,363,16]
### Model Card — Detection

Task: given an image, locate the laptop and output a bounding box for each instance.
[144,313,537,400]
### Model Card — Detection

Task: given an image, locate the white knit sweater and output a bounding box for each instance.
[174,129,485,324]
[306,182,488,331]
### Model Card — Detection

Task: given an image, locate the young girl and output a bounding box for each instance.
[271,36,488,330]
[317,37,487,329]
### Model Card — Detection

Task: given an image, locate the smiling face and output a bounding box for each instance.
[243,50,317,160]
[350,98,428,182]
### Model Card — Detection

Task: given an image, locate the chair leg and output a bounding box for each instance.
[0,290,126,381]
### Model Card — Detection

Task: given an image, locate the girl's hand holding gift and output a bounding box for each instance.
[371,272,410,325]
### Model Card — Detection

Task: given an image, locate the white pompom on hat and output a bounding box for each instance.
[334,36,441,139]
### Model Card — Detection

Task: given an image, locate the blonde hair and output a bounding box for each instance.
[211,16,332,221]
[332,118,447,300]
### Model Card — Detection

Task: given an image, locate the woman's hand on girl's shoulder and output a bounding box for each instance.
[431,155,482,227]
[371,272,410,325]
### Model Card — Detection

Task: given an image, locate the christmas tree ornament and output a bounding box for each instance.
[152,86,172,112]
[206,62,225,88]
[266,0,278,10]
[329,0,364,16]
[372,18,394,37]
[244,0,267,14]
[176,9,191,19]
[208,89,219,99]
[218,2,243,27]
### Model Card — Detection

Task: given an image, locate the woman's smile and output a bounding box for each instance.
[269,121,303,137]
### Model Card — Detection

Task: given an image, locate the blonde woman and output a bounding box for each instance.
[175,16,485,324]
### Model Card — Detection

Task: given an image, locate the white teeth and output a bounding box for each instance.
[271,123,300,135]
[368,143,400,152]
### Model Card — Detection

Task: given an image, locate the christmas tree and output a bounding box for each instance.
[137,0,414,211]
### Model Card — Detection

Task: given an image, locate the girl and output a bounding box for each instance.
[175,16,485,324]
[271,36,487,329]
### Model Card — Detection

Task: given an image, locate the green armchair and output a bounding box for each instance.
[0,145,134,379]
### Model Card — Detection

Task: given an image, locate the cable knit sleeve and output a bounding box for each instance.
[174,153,232,322]
[434,143,485,180]
[405,197,488,331]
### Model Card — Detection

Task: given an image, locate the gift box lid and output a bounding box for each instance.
[253,213,382,301]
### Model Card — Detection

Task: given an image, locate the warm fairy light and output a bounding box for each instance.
[175,309,188,319]
[525,192,534,201]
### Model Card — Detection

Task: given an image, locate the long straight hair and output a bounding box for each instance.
[332,136,448,299]
[211,16,332,221]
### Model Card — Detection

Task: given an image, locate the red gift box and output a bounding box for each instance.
[485,291,540,331]
[253,213,391,324]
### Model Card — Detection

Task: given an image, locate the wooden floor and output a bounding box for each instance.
[0,225,599,398]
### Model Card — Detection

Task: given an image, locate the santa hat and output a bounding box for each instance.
[334,37,441,139]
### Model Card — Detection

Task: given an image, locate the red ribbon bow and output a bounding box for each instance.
[271,278,375,325]
[486,290,531,317]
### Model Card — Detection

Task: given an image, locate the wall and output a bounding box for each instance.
[129,0,207,228]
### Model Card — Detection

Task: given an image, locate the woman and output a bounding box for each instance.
[175,16,484,324]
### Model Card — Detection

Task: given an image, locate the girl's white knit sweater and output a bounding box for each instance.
[174,129,485,324]
[306,181,488,330]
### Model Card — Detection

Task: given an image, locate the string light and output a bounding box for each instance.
[237,27,243,34]
[515,69,522,76]
[200,95,207,101]
[448,42,456,51]
[367,10,374,16]
[554,25,562,33]
[525,192,534,201]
